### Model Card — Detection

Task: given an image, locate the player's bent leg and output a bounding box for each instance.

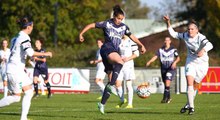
[115,85,126,108]
[0,94,21,107]
[101,83,112,104]
[45,81,52,99]
[96,78,105,99]
[125,80,133,108]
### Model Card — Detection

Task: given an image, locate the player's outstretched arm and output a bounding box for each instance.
[79,23,96,42]
[163,15,179,39]
[146,56,158,67]
[33,51,52,58]
[129,34,146,54]
[163,15,171,28]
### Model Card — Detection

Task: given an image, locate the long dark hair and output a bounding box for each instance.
[113,5,124,17]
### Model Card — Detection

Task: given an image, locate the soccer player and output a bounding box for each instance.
[90,39,106,99]
[79,5,146,114]
[163,15,213,115]
[115,36,139,109]
[0,39,10,98]
[146,37,180,103]
[32,39,52,99]
[0,17,52,120]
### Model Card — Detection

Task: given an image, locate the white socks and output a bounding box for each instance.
[187,86,194,108]
[97,81,105,93]
[116,86,124,102]
[0,95,21,107]
[4,86,8,98]
[21,89,33,120]
[39,82,45,94]
[126,81,133,106]
[0,88,33,120]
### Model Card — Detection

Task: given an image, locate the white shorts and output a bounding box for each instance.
[96,69,106,80]
[185,61,209,83]
[7,71,33,94]
[117,67,135,81]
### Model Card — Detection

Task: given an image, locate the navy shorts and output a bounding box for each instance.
[33,67,48,80]
[161,68,176,82]
[100,42,119,73]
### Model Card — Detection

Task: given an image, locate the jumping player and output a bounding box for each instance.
[0,17,52,120]
[32,39,52,99]
[90,39,106,99]
[115,36,139,109]
[79,5,146,114]
[0,39,10,98]
[146,37,180,103]
[164,15,213,115]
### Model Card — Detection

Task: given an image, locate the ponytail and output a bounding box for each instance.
[113,5,124,17]
[16,17,33,29]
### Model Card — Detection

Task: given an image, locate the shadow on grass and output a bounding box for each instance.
[0,112,20,116]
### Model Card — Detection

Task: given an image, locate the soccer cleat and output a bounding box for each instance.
[161,99,167,103]
[188,107,195,115]
[97,96,102,100]
[115,98,127,108]
[97,102,105,114]
[41,92,46,96]
[180,104,190,113]
[166,98,172,103]
[47,93,52,99]
[125,105,133,109]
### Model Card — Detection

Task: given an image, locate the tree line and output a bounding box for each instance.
[0,0,219,67]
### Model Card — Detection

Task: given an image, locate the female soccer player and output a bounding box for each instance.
[163,15,213,115]
[0,17,52,120]
[0,39,10,98]
[32,39,52,99]
[89,39,106,99]
[115,36,139,109]
[146,37,180,103]
[79,5,146,114]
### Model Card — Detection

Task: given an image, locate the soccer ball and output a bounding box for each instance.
[136,85,151,99]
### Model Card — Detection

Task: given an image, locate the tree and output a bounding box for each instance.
[0,0,154,67]
[123,0,150,19]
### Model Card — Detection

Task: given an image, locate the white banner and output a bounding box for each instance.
[26,68,90,94]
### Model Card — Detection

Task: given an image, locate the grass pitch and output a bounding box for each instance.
[0,93,219,120]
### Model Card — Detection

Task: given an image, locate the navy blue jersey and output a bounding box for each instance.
[156,46,179,69]
[35,48,47,69]
[95,19,132,52]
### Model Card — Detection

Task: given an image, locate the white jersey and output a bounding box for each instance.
[0,48,10,70]
[7,31,34,73]
[168,27,213,64]
[119,39,139,69]
[118,39,139,81]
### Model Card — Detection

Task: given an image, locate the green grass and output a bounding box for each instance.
[0,93,220,120]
